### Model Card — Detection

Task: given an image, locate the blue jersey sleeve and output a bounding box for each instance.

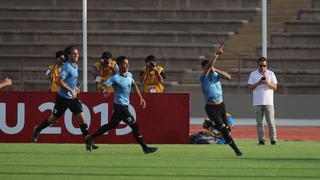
[208,72,220,82]
[103,75,114,87]
[199,72,220,82]
[227,116,234,127]
[59,64,69,79]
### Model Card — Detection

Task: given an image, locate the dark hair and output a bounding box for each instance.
[201,59,209,68]
[258,57,267,63]
[101,51,112,60]
[64,45,77,58]
[116,56,128,65]
[55,51,64,58]
[145,55,156,63]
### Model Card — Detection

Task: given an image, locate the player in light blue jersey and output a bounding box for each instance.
[199,46,243,156]
[32,46,98,149]
[85,56,157,154]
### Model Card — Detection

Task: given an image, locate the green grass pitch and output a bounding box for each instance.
[0,140,320,180]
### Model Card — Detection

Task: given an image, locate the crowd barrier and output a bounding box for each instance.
[0,92,189,144]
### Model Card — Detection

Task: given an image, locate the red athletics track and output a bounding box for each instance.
[190,125,320,141]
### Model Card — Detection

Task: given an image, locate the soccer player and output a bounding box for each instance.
[32,46,98,150]
[199,47,243,156]
[85,56,157,154]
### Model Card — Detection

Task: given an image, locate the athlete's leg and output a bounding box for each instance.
[122,106,157,154]
[32,95,67,142]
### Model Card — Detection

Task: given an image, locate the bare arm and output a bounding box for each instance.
[0,78,12,89]
[203,45,224,77]
[248,81,261,91]
[140,68,149,83]
[248,79,277,91]
[267,82,277,90]
[153,68,164,84]
[203,54,219,75]
[132,81,146,109]
[214,68,231,80]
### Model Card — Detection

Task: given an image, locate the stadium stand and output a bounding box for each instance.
[0,0,319,94]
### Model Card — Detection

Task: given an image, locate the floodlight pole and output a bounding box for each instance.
[82,0,88,92]
[262,0,267,58]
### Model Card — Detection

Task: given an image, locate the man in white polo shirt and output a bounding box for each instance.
[248,57,278,145]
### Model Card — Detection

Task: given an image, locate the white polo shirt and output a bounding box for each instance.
[248,69,277,106]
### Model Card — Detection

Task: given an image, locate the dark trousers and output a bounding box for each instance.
[205,102,228,130]
[205,102,242,154]
[91,103,147,149]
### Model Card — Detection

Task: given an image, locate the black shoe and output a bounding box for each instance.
[143,147,158,154]
[258,140,265,145]
[32,126,40,143]
[236,151,244,157]
[92,144,99,150]
[271,140,277,145]
[85,135,93,151]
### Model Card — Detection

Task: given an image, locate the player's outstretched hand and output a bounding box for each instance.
[140,98,146,109]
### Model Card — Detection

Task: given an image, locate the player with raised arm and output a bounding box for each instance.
[199,45,243,156]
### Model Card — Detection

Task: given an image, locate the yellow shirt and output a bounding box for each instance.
[142,66,165,93]
[47,65,62,92]
[93,60,117,92]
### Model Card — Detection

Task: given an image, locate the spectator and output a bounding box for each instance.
[0,78,12,89]
[46,51,65,92]
[139,55,165,93]
[248,57,278,145]
[92,51,117,92]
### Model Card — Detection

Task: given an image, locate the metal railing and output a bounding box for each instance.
[1,56,320,94]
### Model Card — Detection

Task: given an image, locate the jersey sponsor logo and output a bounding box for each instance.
[61,71,67,77]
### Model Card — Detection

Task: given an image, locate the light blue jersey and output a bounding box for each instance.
[57,60,78,99]
[199,72,223,102]
[104,72,134,105]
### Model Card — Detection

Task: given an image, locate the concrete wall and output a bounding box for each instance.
[191,93,320,119]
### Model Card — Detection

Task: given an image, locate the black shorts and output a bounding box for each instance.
[52,94,83,118]
[205,102,227,130]
[110,103,136,126]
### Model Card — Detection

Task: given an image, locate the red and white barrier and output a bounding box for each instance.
[0,92,189,144]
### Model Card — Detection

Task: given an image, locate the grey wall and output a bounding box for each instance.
[191,93,320,119]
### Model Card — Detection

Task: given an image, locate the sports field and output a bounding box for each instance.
[0,140,319,180]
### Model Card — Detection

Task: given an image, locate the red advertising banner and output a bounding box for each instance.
[0,92,189,144]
